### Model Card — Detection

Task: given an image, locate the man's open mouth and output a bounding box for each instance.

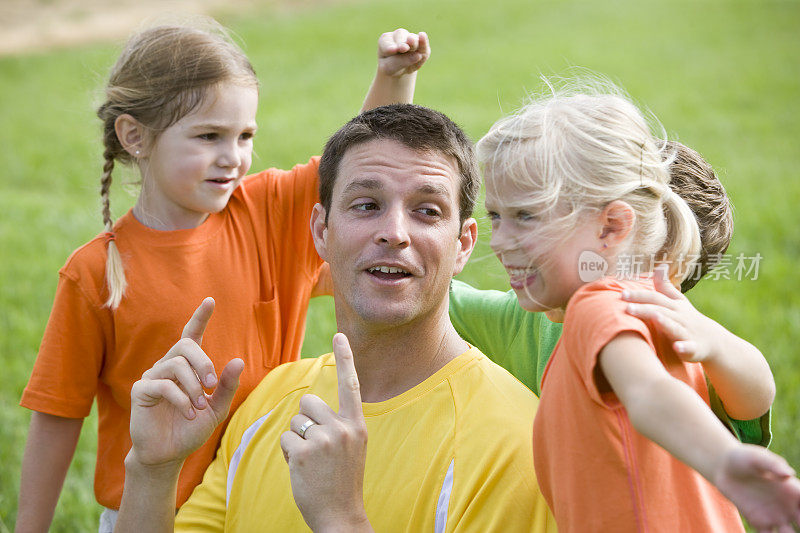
[367,265,412,281]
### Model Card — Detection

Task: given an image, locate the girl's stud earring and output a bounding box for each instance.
[135,150,140,156]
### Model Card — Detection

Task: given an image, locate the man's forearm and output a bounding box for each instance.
[115,452,182,533]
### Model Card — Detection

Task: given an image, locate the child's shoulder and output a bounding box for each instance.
[571,276,654,305]
[239,156,320,190]
[60,232,111,281]
[564,276,655,338]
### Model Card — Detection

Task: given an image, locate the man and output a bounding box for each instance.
[116,105,554,532]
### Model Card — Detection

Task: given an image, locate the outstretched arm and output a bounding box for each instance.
[599,332,800,532]
[115,298,244,533]
[623,265,774,420]
[361,29,430,112]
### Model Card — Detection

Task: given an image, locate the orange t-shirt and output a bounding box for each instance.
[21,158,323,510]
[532,276,744,532]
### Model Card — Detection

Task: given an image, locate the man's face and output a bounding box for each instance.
[312,138,476,328]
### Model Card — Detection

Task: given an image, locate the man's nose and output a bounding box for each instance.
[374,206,410,247]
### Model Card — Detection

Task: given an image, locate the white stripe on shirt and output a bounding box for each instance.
[226,410,273,506]
[435,459,455,532]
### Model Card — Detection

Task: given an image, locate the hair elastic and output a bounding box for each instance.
[105,232,116,242]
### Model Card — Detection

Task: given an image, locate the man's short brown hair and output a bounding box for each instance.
[318,104,480,224]
[665,141,734,292]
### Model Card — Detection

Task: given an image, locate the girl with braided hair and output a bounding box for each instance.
[17,19,429,532]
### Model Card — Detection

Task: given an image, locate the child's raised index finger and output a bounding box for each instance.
[181,297,215,344]
[333,333,363,420]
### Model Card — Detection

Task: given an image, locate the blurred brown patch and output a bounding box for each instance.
[0,0,266,56]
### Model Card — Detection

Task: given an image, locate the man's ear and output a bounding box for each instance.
[310,203,329,260]
[115,114,147,158]
[599,200,635,250]
[452,217,478,276]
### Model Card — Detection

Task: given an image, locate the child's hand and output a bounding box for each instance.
[622,264,724,363]
[715,444,800,532]
[377,29,430,78]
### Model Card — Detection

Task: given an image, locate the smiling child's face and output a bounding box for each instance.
[484,167,603,316]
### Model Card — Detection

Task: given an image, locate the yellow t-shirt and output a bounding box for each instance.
[176,348,556,532]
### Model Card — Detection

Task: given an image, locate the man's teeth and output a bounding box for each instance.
[369,266,409,274]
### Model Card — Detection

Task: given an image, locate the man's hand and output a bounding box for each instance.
[714,445,800,532]
[622,264,725,363]
[280,333,371,532]
[377,28,430,78]
[128,297,244,468]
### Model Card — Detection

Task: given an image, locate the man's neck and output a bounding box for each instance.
[336,302,469,403]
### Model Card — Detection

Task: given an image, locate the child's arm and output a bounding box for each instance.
[310,262,333,298]
[361,29,430,112]
[599,331,800,531]
[622,265,774,420]
[16,412,83,533]
[310,32,429,299]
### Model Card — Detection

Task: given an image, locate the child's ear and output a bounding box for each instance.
[599,200,635,248]
[115,114,147,158]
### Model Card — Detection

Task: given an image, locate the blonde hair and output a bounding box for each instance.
[478,75,701,285]
[96,18,257,309]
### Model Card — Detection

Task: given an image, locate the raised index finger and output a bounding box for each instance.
[333,333,363,420]
[181,297,215,344]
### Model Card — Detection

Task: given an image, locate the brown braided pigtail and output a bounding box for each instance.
[100,145,127,309]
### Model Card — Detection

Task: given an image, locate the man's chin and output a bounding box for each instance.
[352,302,418,329]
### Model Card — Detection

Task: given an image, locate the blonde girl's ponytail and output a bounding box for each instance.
[660,187,702,284]
[100,145,127,309]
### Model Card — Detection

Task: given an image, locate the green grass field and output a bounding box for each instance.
[1,0,799,530]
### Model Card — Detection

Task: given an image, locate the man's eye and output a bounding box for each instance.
[354,202,378,211]
[417,207,440,217]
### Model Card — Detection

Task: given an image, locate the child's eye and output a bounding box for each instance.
[486,211,500,221]
[240,132,254,141]
[517,210,538,222]
[198,133,218,141]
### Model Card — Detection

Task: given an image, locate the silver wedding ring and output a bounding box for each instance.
[298,418,316,439]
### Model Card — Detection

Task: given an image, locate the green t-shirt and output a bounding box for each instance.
[448,279,770,446]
